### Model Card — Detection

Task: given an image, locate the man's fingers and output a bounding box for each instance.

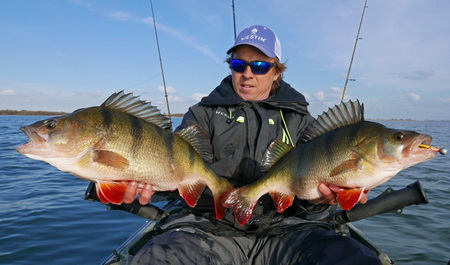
[328,184,345,193]
[317,183,337,204]
[138,183,154,205]
[123,181,138,204]
[316,184,369,205]
[359,191,369,204]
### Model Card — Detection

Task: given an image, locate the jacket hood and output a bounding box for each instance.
[200,75,310,114]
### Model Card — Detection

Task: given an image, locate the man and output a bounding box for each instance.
[129,25,380,264]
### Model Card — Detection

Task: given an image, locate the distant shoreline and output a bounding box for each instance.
[0,109,184,117]
[1,110,447,121]
[0,110,68,116]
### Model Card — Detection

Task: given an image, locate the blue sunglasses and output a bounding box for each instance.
[229,59,275,75]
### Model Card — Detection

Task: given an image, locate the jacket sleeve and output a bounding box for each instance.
[174,104,212,134]
[295,113,315,145]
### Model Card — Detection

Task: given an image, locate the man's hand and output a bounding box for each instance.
[123,181,154,205]
[314,183,368,205]
[123,182,369,207]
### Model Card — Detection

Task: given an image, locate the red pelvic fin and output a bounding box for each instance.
[337,188,364,210]
[178,182,206,207]
[96,181,128,205]
[269,191,295,213]
[221,188,256,226]
[95,185,110,204]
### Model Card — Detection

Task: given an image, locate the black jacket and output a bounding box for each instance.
[177,75,314,187]
[175,75,333,229]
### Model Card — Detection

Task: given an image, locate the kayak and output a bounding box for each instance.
[100,214,394,265]
[98,203,395,265]
[89,180,429,265]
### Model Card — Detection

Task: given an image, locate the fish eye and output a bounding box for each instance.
[394,132,404,140]
[45,119,57,129]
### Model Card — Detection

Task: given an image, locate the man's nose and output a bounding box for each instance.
[242,65,254,78]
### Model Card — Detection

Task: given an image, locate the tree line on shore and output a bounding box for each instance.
[0,110,67,116]
[0,109,185,117]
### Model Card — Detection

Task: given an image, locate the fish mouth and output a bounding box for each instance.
[16,126,47,154]
[406,134,437,160]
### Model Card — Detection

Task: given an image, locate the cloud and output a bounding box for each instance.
[314,91,325,101]
[407,93,421,101]
[68,1,222,64]
[140,17,222,64]
[167,95,184,103]
[0,89,15,95]
[164,93,207,104]
[310,86,343,103]
[106,11,135,21]
[190,93,207,102]
[329,86,342,93]
[398,70,435,80]
[303,86,347,117]
[150,92,208,114]
[68,0,92,8]
[157,85,177,94]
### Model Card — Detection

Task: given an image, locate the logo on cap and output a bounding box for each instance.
[227,25,281,60]
[240,28,267,43]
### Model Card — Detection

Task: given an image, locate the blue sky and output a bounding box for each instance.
[1,0,449,120]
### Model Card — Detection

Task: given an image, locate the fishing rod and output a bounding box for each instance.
[231,0,237,39]
[341,0,369,101]
[149,0,172,125]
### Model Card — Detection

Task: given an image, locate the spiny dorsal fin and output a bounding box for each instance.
[261,140,294,171]
[175,124,213,163]
[101,90,172,130]
[301,100,364,142]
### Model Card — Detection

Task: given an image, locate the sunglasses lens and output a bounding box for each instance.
[230,59,247,73]
[250,61,271,74]
[230,59,274,74]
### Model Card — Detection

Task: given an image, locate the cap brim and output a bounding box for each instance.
[226,43,277,59]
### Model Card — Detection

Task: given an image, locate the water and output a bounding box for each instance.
[0,116,449,264]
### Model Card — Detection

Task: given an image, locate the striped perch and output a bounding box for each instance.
[221,100,439,226]
[16,91,233,220]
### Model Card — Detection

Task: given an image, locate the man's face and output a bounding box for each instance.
[231,45,280,101]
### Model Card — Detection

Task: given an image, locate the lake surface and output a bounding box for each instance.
[0,116,449,264]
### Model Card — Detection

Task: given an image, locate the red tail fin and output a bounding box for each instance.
[178,182,206,207]
[212,180,234,220]
[214,198,227,220]
[337,188,364,210]
[96,181,128,204]
[269,191,295,213]
[221,188,257,226]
